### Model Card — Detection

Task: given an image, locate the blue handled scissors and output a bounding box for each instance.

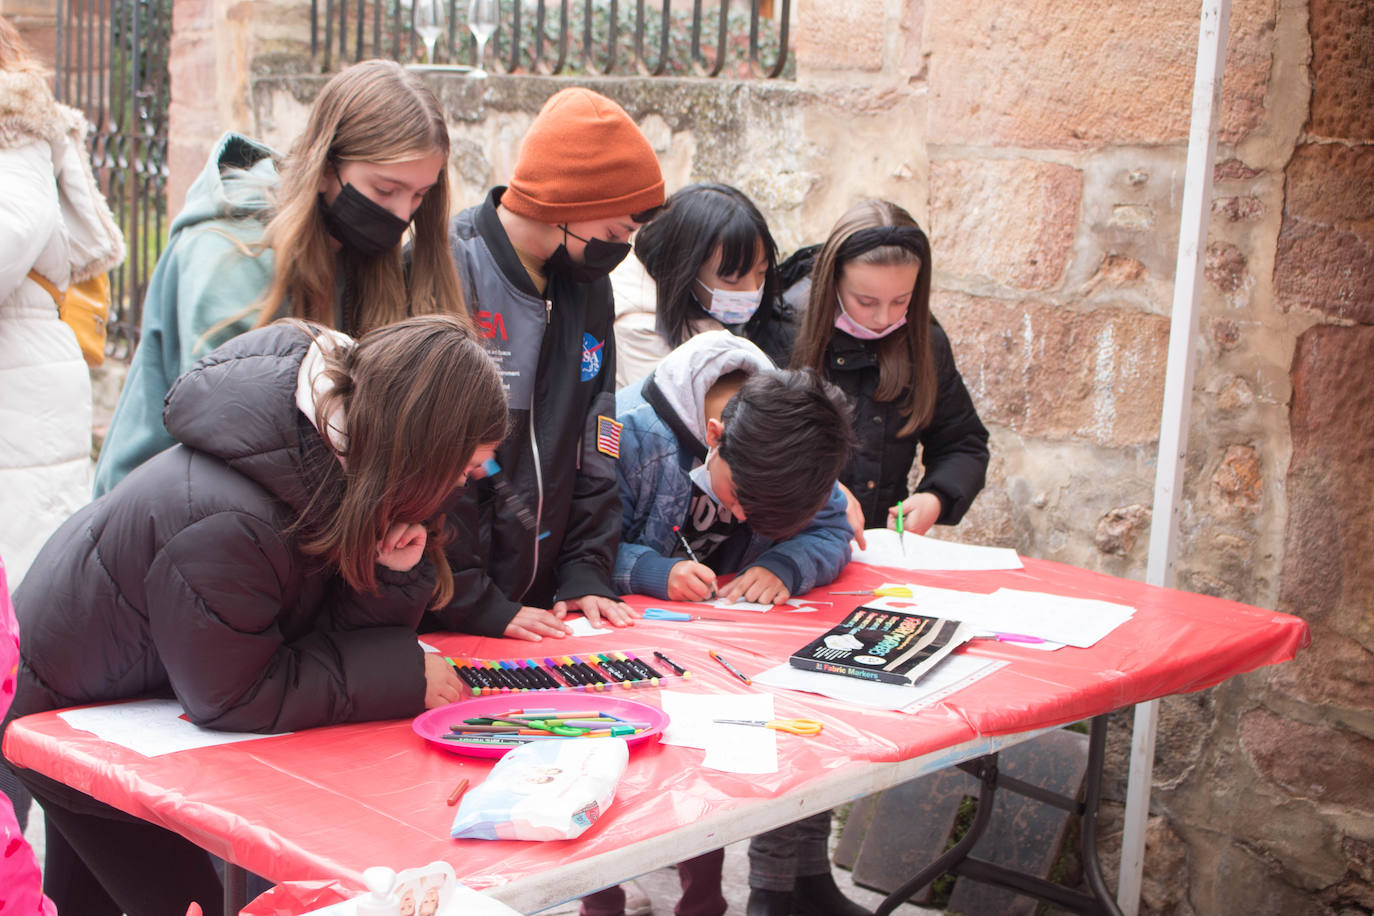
[643,607,735,623]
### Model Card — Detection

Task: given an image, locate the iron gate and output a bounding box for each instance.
[54,0,171,358]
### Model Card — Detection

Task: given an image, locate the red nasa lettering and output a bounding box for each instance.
[475,310,508,341]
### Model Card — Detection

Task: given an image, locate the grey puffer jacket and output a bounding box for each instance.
[8,324,431,733]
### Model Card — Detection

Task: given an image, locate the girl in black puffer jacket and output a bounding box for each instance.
[4,315,506,916]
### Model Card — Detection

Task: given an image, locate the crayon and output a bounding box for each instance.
[447,778,470,806]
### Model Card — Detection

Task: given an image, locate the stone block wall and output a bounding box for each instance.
[156,0,1371,911]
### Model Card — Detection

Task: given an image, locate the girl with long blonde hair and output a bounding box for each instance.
[93,59,467,496]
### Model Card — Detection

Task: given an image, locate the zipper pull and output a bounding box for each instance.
[544,299,552,324]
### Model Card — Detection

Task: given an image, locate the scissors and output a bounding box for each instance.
[828,586,914,598]
[643,607,735,622]
[713,718,824,736]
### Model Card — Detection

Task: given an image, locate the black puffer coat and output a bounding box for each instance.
[8,325,431,733]
[826,325,990,529]
[779,245,990,530]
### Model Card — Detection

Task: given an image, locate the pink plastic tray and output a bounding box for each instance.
[413,693,670,759]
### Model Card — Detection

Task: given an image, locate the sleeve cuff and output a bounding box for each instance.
[628,553,678,600]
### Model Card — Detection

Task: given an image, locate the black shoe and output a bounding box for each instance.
[747,888,794,916]
[791,873,871,916]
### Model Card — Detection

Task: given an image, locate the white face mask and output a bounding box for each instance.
[696,279,764,326]
[833,293,908,341]
[688,448,734,518]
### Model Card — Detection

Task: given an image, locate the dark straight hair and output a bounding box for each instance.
[718,368,855,541]
[633,183,781,349]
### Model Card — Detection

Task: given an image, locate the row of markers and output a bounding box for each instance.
[443,710,649,747]
[445,651,693,695]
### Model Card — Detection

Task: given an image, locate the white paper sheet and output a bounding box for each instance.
[851,529,1023,571]
[753,654,1008,713]
[565,615,610,637]
[659,690,778,773]
[865,584,1134,648]
[703,596,775,612]
[58,700,289,757]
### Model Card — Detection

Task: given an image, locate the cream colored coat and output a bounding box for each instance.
[0,70,124,585]
[609,253,723,389]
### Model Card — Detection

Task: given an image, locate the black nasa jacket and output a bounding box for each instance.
[436,189,622,636]
[8,324,432,732]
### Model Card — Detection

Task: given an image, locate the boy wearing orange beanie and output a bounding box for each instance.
[435,88,664,641]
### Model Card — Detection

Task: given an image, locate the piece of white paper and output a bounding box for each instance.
[753,654,1007,713]
[58,699,289,757]
[851,529,1023,571]
[703,596,775,612]
[865,585,1134,649]
[659,690,778,773]
[565,615,611,637]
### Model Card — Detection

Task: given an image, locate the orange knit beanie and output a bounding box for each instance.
[502,87,665,224]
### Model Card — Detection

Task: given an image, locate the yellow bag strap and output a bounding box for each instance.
[25,269,64,305]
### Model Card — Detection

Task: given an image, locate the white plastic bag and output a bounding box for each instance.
[450,738,629,841]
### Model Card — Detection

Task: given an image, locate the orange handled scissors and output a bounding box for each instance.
[713,717,824,736]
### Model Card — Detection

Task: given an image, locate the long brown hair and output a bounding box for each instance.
[790,199,936,437]
[0,16,40,73]
[297,315,507,608]
[255,59,465,331]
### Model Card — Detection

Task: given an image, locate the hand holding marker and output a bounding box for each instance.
[673,525,718,599]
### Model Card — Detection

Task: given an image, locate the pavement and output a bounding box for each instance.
[539,828,939,916]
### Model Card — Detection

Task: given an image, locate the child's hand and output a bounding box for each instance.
[553,595,636,629]
[837,481,867,550]
[423,653,463,708]
[718,566,789,605]
[503,605,574,641]
[889,493,942,536]
[377,521,427,571]
[667,561,718,602]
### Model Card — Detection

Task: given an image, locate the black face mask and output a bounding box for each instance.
[546,226,631,283]
[320,183,410,258]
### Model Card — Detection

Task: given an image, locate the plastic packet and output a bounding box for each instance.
[450,737,628,841]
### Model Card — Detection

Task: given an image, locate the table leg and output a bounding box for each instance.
[873,716,1125,916]
[225,862,249,914]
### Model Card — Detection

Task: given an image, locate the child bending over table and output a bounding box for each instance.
[2,315,507,916]
[578,330,859,916]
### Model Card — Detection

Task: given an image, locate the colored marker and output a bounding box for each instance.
[708,649,752,685]
[654,651,690,678]
[894,501,906,556]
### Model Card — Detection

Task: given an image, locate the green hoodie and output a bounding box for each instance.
[93,132,279,497]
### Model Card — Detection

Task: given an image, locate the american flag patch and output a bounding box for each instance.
[596,416,622,458]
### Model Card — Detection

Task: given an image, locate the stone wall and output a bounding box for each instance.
[160,0,1371,912]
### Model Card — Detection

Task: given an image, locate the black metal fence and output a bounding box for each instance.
[54,0,171,358]
[312,0,792,79]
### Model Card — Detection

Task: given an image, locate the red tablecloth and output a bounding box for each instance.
[3,559,1308,901]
